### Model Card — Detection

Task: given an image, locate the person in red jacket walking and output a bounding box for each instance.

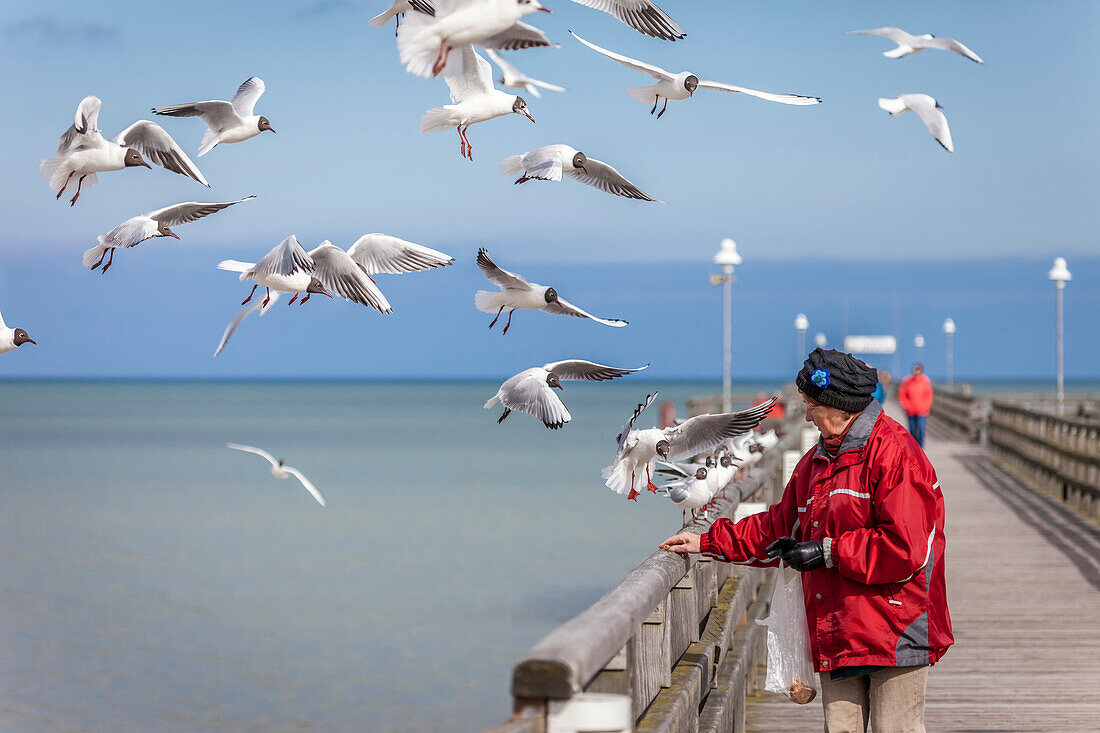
[898,363,934,447]
[661,349,952,733]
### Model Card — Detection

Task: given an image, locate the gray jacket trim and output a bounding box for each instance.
[895,611,931,666]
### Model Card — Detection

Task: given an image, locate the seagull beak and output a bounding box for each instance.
[268,126,276,134]
[537,6,552,12]
[580,166,588,174]
[323,289,334,298]
[523,110,536,123]
[141,162,152,169]
[169,232,180,240]
[25,338,36,345]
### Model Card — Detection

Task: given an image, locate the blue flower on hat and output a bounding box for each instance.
[811,368,831,388]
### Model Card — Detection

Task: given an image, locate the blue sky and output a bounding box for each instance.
[0,1,1096,379]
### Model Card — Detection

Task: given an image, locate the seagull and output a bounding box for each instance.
[878,94,954,152]
[421,44,535,160]
[227,443,327,507]
[214,291,279,358]
[41,96,208,205]
[475,248,627,333]
[218,235,334,309]
[656,461,713,522]
[571,0,684,41]
[369,0,436,35]
[847,27,983,64]
[152,77,275,157]
[485,49,565,98]
[0,309,35,356]
[397,0,553,78]
[501,145,658,201]
[83,196,255,273]
[484,360,647,429]
[603,394,777,501]
[571,32,821,118]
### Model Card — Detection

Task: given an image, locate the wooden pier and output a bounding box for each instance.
[488,388,1100,733]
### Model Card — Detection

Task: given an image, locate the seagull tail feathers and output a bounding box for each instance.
[368,8,396,27]
[877,97,906,115]
[82,240,108,269]
[483,393,501,409]
[40,158,92,191]
[397,10,441,78]
[419,107,454,134]
[627,86,657,105]
[474,290,506,314]
[197,128,219,157]
[601,460,634,496]
[500,155,524,176]
[218,259,253,273]
[883,45,915,59]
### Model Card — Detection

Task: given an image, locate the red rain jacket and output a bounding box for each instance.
[898,373,934,417]
[700,401,952,672]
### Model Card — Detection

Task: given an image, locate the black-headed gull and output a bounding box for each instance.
[603,394,776,501]
[657,461,713,522]
[227,443,327,507]
[878,94,953,152]
[0,309,35,356]
[218,235,335,309]
[42,96,208,206]
[485,49,565,98]
[571,32,821,118]
[501,144,658,201]
[83,196,255,273]
[571,0,683,41]
[847,27,983,64]
[397,0,552,78]
[421,45,535,160]
[475,248,627,333]
[370,0,436,34]
[484,360,647,429]
[152,78,275,157]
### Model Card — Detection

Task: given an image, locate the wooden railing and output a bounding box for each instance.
[927,384,987,443]
[988,401,1100,521]
[488,401,807,733]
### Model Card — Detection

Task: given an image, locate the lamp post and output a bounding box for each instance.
[712,238,742,413]
[942,318,956,389]
[1048,257,1072,416]
[914,334,925,364]
[815,332,827,349]
[794,313,809,365]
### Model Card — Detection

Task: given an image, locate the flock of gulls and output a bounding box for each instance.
[2,1,984,507]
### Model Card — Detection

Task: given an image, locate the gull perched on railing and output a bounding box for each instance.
[847,27,983,64]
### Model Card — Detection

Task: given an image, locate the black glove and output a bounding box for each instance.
[765,537,825,571]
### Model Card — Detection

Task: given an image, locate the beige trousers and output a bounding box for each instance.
[819,665,929,733]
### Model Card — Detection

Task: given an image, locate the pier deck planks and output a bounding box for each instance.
[745,400,1100,732]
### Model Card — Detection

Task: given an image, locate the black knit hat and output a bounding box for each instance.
[795,348,878,413]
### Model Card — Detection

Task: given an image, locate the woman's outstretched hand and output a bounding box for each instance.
[659,532,701,555]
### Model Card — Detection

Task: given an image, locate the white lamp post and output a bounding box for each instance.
[712,238,742,413]
[942,318,956,389]
[1048,257,1072,416]
[794,313,809,366]
[914,334,925,364]
[815,332,827,349]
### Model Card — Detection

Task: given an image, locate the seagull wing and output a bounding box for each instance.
[485,48,521,77]
[309,244,392,313]
[58,95,104,154]
[664,397,778,461]
[845,27,911,44]
[540,296,628,327]
[230,77,266,116]
[571,0,684,41]
[529,78,567,93]
[516,145,567,180]
[697,80,821,105]
[250,235,314,278]
[227,442,279,467]
[909,97,954,152]
[150,100,241,133]
[145,196,256,227]
[479,21,555,51]
[500,372,571,429]
[655,459,691,479]
[544,360,647,381]
[476,248,531,290]
[922,36,983,63]
[214,294,279,358]
[409,0,435,15]
[101,217,159,250]
[346,234,454,274]
[284,466,327,507]
[444,45,495,103]
[565,157,659,201]
[615,392,659,452]
[569,31,674,81]
[112,121,210,187]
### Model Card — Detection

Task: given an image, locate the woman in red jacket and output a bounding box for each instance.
[661,349,952,733]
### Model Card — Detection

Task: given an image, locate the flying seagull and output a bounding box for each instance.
[847,27,983,63]
[227,443,327,507]
[475,248,628,333]
[571,0,684,41]
[485,360,648,429]
[501,144,659,201]
[42,96,208,205]
[369,0,436,34]
[485,49,565,98]
[0,309,35,356]
[571,32,821,118]
[152,77,275,156]
[878,94,954,152]
[83,196,255,273]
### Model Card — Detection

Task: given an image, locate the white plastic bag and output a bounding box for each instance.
[756,565,818,704]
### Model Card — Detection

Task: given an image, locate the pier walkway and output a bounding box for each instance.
[746,400,1100,732]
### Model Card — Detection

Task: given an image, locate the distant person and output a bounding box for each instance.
[661,348,952,732]
[898,364,934,447]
